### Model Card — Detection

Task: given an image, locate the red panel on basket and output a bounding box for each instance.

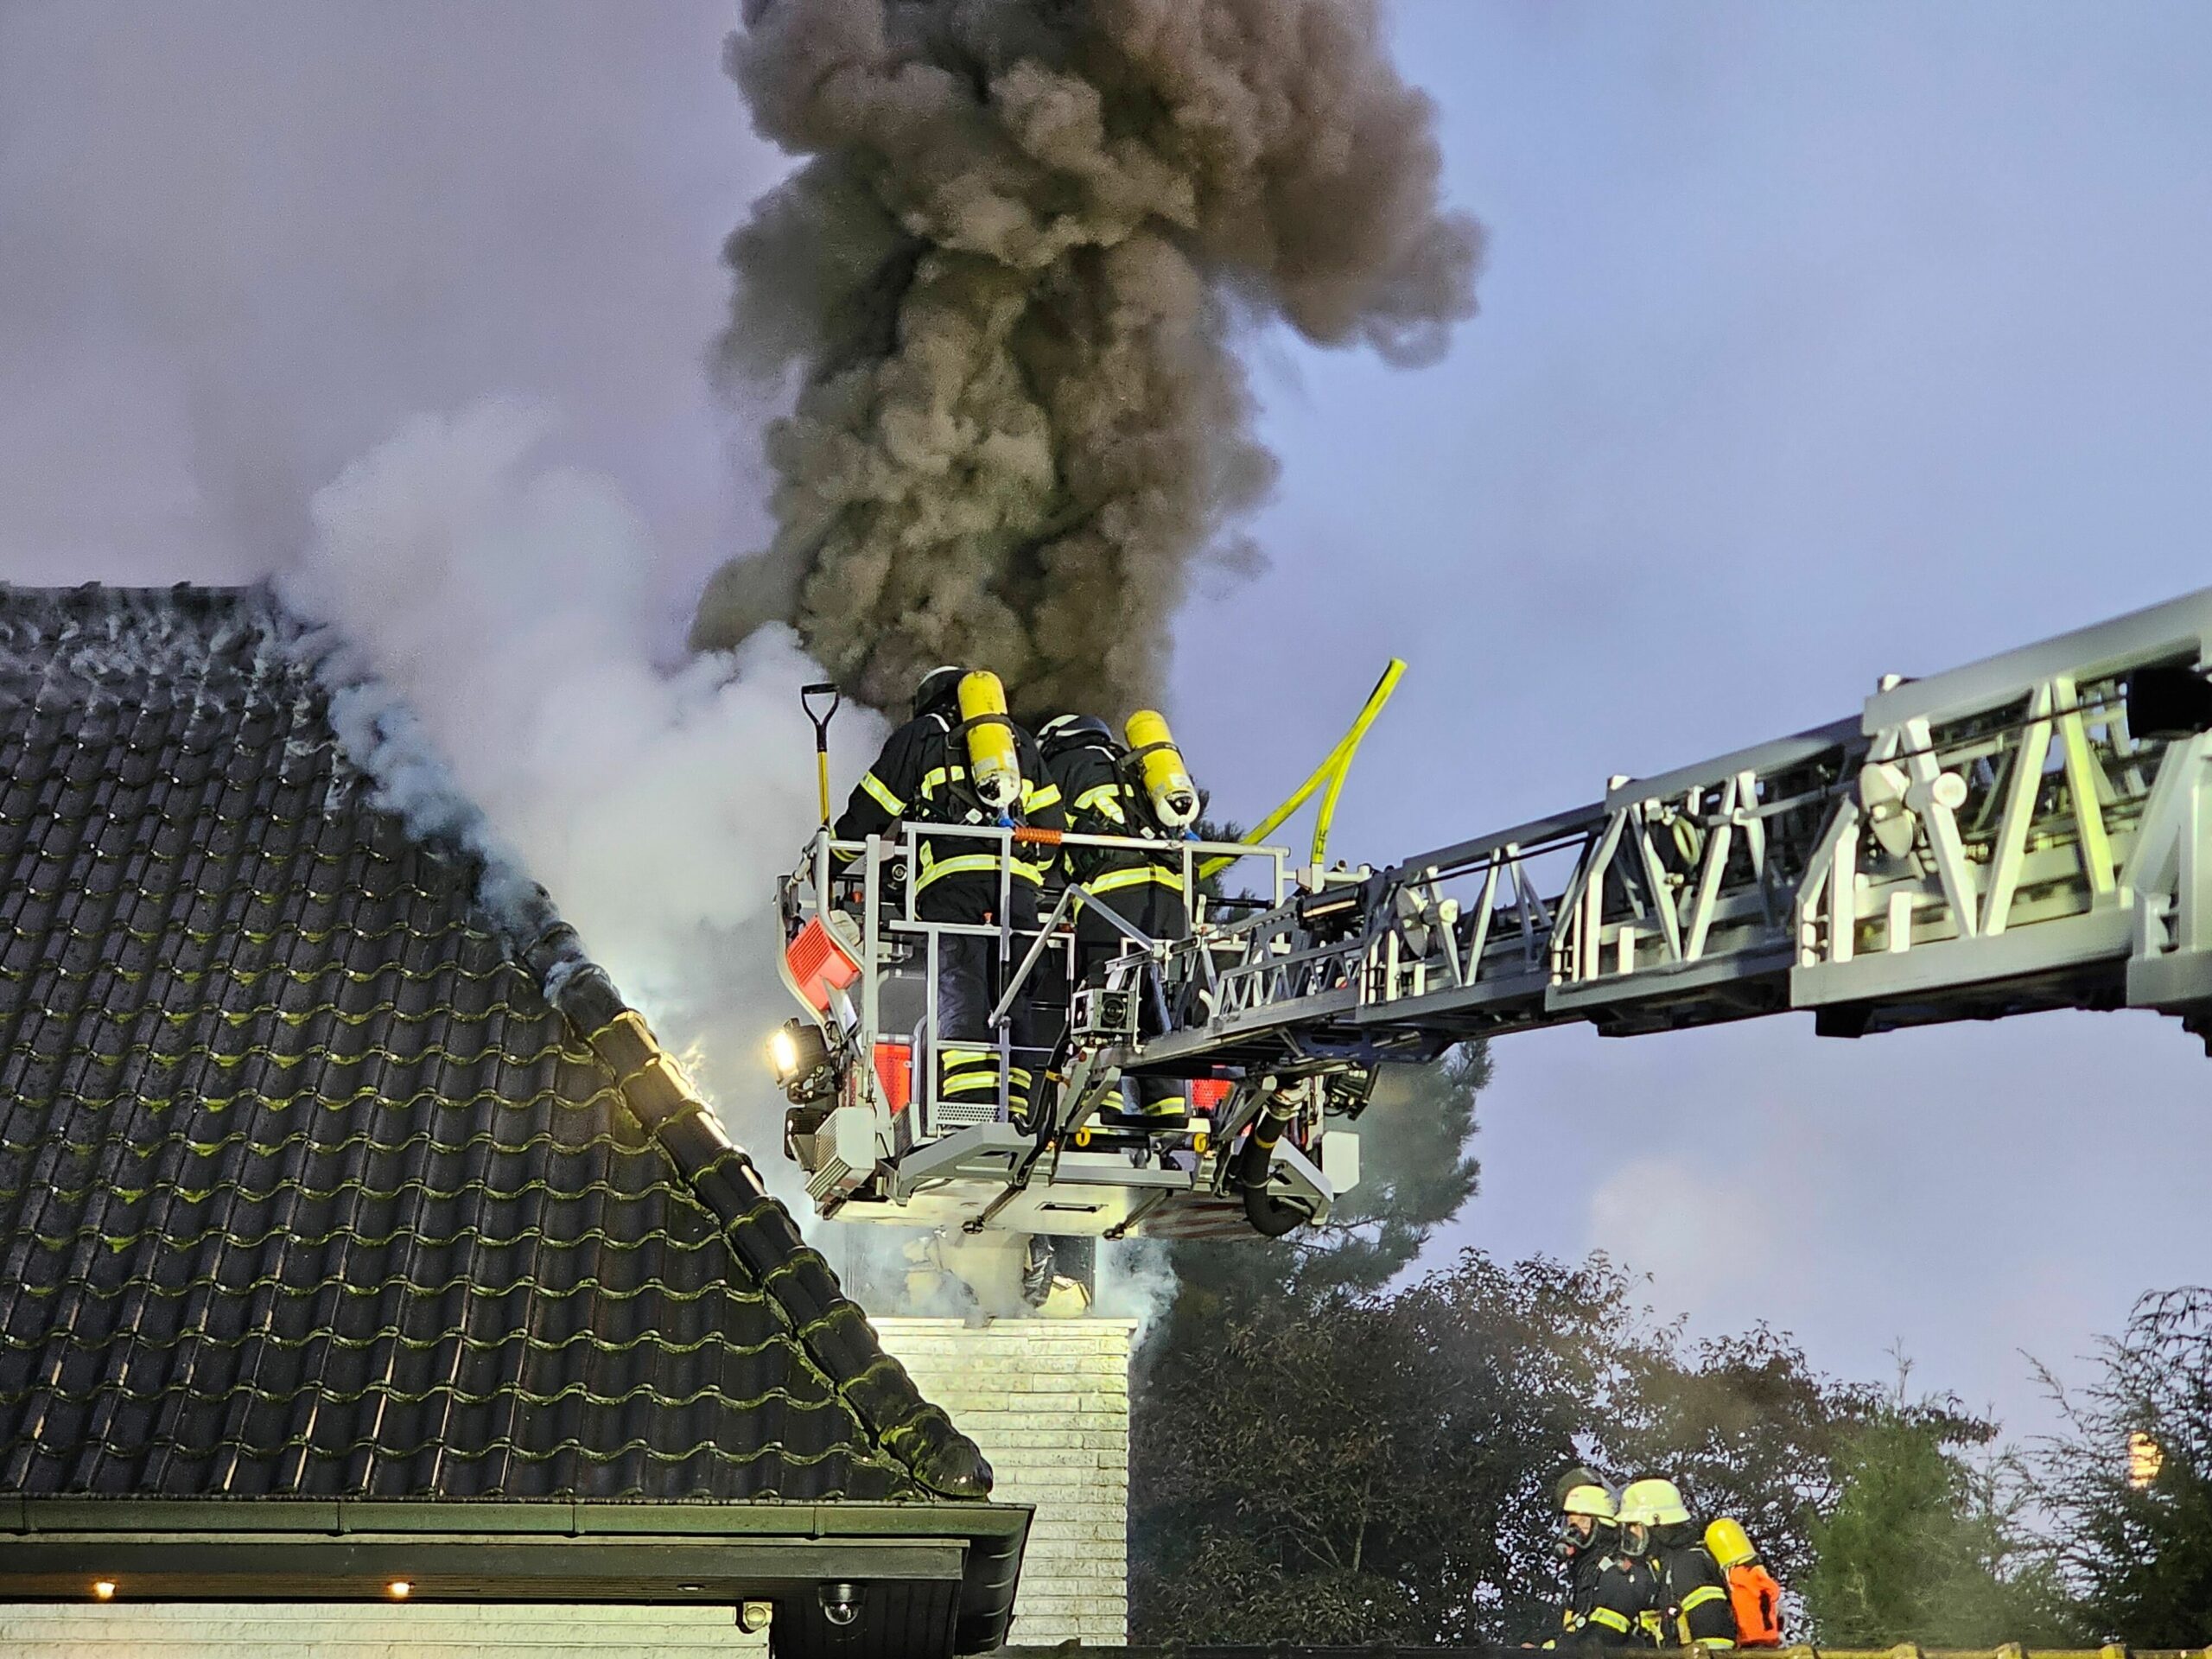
[874,1039,912,1114]
[785,917,861,1012]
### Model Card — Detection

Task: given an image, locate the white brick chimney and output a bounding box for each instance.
[872,1318,1135,1648]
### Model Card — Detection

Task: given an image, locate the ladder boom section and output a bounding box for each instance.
[1143,586,2212,1066]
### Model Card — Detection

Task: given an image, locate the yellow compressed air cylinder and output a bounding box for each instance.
[1704,1517,1756,1568]
[957,671,1023,813]
[1125,709,1199,829]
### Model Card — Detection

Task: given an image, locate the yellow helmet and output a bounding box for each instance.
[1560,1483,1618,1522]
[1618,1477,1692,1528]
[1705,1516,1757,1568]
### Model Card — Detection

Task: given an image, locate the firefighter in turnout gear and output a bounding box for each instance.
[1618,1478,1736,1648]
[834,665,1065,1119]
[1039,711,1198,1128]
[1546,1467,1652,1649]
[1704,1518,1784,1648]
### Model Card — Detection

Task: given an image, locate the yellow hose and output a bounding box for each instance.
[1201,658,1406,880]
[1310,658,1405,874]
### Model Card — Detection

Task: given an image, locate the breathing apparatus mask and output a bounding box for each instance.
[1556,1510,1610,1561]
[1555,1478,1618,1561]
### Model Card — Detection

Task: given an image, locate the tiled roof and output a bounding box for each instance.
[0,583,985,1505]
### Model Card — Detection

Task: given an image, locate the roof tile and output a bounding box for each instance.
[0,584,968,1505]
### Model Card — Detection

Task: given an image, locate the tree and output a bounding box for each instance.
[1611,1325,1893,1589]
[1132,1248,1890,1645]
[1804,1376,2079,1645]
[1131,1041,1489,1637]
[1300,1043,1490,1293]
[1135,1253,1655,1643]
[2036,1287,2212,1644]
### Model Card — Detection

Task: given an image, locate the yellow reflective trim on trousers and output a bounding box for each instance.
[940,1053,1000,1090]
[1090,863,1185,895]
[1586,1608,1631,1633]
[1073,783,1126,821]
[859,771,905,815]
[1680,1586,1727,1611]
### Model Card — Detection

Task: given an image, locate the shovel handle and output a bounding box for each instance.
[802,683,841,825]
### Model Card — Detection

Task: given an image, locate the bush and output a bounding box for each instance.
[1804,1384,2078,1645]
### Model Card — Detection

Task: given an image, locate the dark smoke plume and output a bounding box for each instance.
[694,0,1483,716]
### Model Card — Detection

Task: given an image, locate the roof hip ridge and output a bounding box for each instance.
[509,898,993,1503]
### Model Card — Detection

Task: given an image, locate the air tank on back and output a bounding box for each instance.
[1124,709,1198,829]
[957,671,1023,815]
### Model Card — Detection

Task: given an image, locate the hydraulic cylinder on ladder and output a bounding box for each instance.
[772,587,2212,1241]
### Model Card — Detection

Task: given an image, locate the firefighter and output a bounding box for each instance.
[834,665,1064,1118]
[1703,1517,1784,1648]
[1038,712,1197,1128]
[1618,1478,1736,1649]
[1547,1466,1649,1649]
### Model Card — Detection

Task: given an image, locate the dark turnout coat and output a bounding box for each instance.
[1552,1538,1654,1648]
[1646,1531,1738,1648]
[1045,734,1191,940]
[835,709,1065,919]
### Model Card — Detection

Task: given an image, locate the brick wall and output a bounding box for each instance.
[0,1602,768,1656]
[874,1317,1135,1648]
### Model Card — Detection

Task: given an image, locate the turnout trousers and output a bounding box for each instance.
[924,878,1039,1120]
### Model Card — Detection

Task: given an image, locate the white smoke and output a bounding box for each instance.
[279,398,883,1155]
[1098,1238,1182,1348]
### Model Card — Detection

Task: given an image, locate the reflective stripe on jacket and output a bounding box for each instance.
[1554,1548,1651,1649]
[1654,1541,1738,1648]
[1046,739,1190,904]
[835,712,1065,898]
